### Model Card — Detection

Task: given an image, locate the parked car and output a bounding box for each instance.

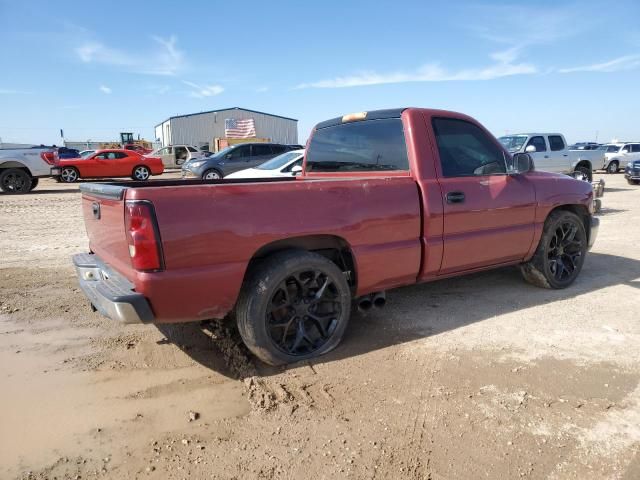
[80,150,96,158]
[569,142,600,150]
[148,145,204,169]
[624,159,640,184]
[57,147,81,159]
[597,142,640,174]
[226,149,304,179]
[181,143,299,179]
[0,146,58,193]
[51,149,164,182]
[499,133,601,181]
[72,107,598,366]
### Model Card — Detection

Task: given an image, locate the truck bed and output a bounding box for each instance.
[80,176,422,322]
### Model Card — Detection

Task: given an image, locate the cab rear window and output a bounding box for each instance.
[306,118,409,172]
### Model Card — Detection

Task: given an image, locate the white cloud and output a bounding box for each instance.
[99,85,112,94]
[0,88,31,94]
[296,52,536,89]
[182,81,224,98]
[75,35,185,76]
[559,54,640,73]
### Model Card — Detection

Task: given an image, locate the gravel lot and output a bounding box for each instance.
[1,174,639,479]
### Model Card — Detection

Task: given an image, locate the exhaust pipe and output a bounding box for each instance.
[357,296,373,313]
[372,291,386,308]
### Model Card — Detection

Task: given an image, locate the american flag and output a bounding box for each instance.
[224,118,256,138]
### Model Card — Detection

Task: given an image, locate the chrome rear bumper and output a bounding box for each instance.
[72,253,154,324]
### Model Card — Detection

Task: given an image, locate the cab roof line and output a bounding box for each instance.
[314,108,407,130]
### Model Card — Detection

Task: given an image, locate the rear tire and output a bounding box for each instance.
[0,168,33,194]
[60,167,79,183]
[520,210,587,289]
[236,250,352,366]
[607,161,619,174]
[572,166,592,182]
[132,165,151,181]
[29,178,39,191]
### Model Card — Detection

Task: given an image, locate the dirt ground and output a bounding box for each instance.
[1,174,639,480]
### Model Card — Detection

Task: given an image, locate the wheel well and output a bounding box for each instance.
[133,164,149,172]
[203,167,222,177]
[574,160,591,171]
[0,162,32,176]
[245,235,357,290]
[549,204,591,242]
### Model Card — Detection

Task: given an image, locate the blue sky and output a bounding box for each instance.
[1,0,639,145]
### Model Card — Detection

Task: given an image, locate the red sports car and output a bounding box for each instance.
[53,149,164,183]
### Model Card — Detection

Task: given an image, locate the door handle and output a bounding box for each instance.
[446,191,465,204]
[544,155,549,158]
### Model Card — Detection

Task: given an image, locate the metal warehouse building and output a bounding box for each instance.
[154,107,298,149]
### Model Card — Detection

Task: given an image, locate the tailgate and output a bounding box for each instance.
[80,183,134,281]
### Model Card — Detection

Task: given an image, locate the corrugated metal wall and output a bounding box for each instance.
[165,109,297,148]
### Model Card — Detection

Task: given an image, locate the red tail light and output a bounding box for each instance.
[40,151,58,165]
[124,201,164,271]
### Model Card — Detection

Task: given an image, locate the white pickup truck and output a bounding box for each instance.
[499,133,602,181]
[0,146,58,194]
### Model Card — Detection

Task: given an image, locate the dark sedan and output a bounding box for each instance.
[625,160,640,185]
[181,143,299,179]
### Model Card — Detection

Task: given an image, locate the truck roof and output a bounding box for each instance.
[313,107,477,130]
[501,133,564,137]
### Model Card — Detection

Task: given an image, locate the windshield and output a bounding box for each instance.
[498,135,528,153]
[256,151,301,170]
[598,145,621,153]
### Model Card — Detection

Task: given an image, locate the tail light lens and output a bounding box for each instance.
[40,151,58,165]
[124,201,164,271]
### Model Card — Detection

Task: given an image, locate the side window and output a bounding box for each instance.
[252,144,273,156]
[283,158,303,172]
[526,136,547,152]
[187,146,198,152]
[548,135,565,151]
[114,152,128,159]
[432,118,506,177]
[228,145,250,160]
[94,153,108,159]
[271,145,287,155]
[631,144,640,153]
[622,145,631,153]
[306,118,409,172]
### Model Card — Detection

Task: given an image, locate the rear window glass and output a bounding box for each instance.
[306,118,408,172]
[548,135,565,151]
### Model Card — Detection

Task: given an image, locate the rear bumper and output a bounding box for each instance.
[588,216,599,251]
[72,253,154,324]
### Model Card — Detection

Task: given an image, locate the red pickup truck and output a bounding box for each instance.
[72,108,598,365]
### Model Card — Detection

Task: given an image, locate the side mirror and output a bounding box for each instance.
[511,153,534,174]
[291,165,303,176]
[525,145,537,153]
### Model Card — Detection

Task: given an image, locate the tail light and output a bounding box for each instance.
[124,201,164,271]
[40,151,58,165]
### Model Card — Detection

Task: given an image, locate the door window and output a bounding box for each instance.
[622,145,630,153]
[187,146,198,152]
[95,152,119,160]
[252,144,273,156]
[227,145,250,160]
[432,118,506,177]
[631,144,640,153]
[526,136,547,152]
[548,135,565,151]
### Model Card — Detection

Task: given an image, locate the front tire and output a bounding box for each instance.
[607,161,619,174]
[520,210,587,289]
[202,169,222,180]
[236,250,352,366]
[29,178,39,191]
[60,167,79,183]
[628,179,640,185]
[0,168,33,193]
[132,165,151,181]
